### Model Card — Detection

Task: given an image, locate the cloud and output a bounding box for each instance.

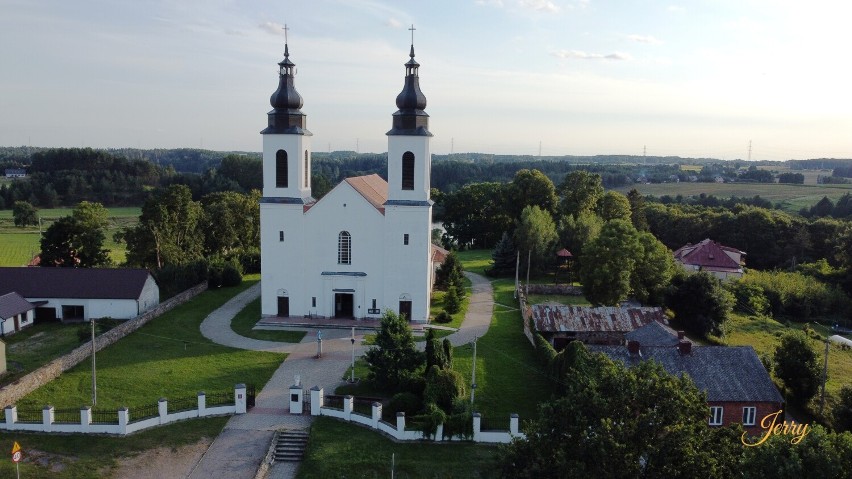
[518,0,560,13]
[627,34,662,45]
[259,21,285,37]
[224,28,246,37]
[552,49,631,60]
[475,0,505,6]
[386,17,403,28]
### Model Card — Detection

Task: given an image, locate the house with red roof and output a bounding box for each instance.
[673,238,745,280]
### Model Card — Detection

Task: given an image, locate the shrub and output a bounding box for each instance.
[387,392,423,417]
[424,365,466,412]
[533,333,557,368]
[833,385,852,432]
[444,282,461,314]
[740,270,851,320]
[726,280,769,316]
[221,261,243,287]
[153,260,209,299]
[435,310,452,323]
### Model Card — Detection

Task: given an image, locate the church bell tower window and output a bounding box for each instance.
[338,231,352,265]
[402,151,414,190]
[276,149,289,188]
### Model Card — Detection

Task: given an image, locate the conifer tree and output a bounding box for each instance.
[489,231,516,277]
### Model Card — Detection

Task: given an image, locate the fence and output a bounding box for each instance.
[308,387,524,444]
[0,384,248,436]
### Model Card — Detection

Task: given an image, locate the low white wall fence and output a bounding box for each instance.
[0,384,247,435]
[309,386,525,444]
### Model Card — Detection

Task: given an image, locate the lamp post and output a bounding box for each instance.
[91,318,97,406]
[350,327,356,383]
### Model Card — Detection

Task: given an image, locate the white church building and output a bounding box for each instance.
[259,39,434,323]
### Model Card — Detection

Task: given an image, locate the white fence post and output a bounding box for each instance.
[310,386,323,416]
[81,406,92,431]
[290,385,304,414]
[158,398,168,423]
[371,402,382,428]
[118,407,129,435]
[4,406,17,425]
[510,413,519,436]
[198,391,206,416]
[472,412,482,442]
[235,384,247,414]
[42,405,55,432]
[435,424,444,441]
[396,412,406,435]
[343,395,353,420]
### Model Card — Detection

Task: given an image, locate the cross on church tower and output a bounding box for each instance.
[283,23,289,44]
[409,24,416,46]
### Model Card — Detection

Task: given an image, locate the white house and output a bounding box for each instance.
[672,239,745,281]
[0,292,35,336]
[0,268,159,322]
[259,40,433,323]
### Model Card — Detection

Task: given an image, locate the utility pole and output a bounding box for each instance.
[514,251,520,299]
[748,140,752,161]
[470,337,477,404]
[643,145,646,163]
[356,138,359,154]
[819,338,830,416]
[526,250,531,296]
[451,137,454,155]
[91,318,97,406]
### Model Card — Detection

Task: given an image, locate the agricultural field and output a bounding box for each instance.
[617,182,852,214]
[0,207,139,265]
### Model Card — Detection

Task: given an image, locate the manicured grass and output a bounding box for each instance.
[1,323,83,386]
[297,417,499,478]
[0,416,228,478]
[723,313,852,418]
[526,294,591,306]
[454,249,492,275]
[18,277,286,410]
[425,277,472,340]
[231,298,306,343]
[0,230,41,266]
[0,206,141,220]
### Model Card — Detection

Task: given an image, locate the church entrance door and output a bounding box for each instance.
[277,297,289,317]
[335,293,354,319]
[399,300,412,321]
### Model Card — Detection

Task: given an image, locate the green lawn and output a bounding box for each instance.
[0,230,41,266]
[231,298,306,343]
[297,417,499,479]
[17,277,286,410]
[526,294,591,306]
[1,323,83,386]
[425,277,472,340]
[0,416,228,478]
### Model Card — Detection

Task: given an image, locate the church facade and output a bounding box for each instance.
[259,40,433,323]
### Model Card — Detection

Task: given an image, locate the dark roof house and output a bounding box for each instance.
[532,304,668,347]
[673,238,745,280]
[0,268,153,300]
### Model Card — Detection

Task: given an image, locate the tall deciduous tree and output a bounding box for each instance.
[509,169,558,218]
[12,200,38,227]
[599,191,632,222]
[440,182,512,248]
[626,188,649,231]
[558,171,603,218]
[579,219,642,306]
[365,310,424,392]
[630,232,675,305]
[558,210,603,264]
[200,190,260,256]
[665,271,734,337]
[773,331,822,408]
[39,201,111,267]
[514,205,558,274]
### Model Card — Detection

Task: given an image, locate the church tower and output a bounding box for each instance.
[383,33,433,322]
[260,38,312,201]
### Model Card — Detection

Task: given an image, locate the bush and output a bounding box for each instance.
[444,283,461,314]
[235,248,261,274]
[424,365,466,413]
[533,333,557,368]
[153,260,209,299]
[435,310,452,323]
[387,392,423,417]
[222,261,243,287]
[833,385,852,432]
[726,280,770,316]
[740,270,851,320]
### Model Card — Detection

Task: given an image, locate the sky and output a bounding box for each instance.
[1,0,851,161]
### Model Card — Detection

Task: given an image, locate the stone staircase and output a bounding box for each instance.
[273,429,309,462]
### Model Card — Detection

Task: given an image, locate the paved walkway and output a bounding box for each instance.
[189,272,494,479]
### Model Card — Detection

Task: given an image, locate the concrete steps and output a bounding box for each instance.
[273,429,309,462]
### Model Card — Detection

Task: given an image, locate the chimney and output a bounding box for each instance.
[627,340,640,355]
[678,340,692,355]
[677,330,685,340]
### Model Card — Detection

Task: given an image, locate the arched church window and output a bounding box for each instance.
[304,150,310,188]
[276,149,288,188]
[402,151,415,190]
[338,231,351,265]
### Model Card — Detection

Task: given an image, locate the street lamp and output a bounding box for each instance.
[350,327,356,383]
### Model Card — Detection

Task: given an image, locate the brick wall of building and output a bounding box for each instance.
[708,400,784,435]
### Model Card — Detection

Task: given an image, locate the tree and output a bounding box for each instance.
[508,169,558,218]
[559,171,603,218]
[778,172,805,184]
[364,310,424,392]
[200,190,260,257]
[123,184,204,268]
[773,331,822,408]
[488,231,517,277]
[12,200,38,227]
[810,196,835,218]
[833,385,852,433]
[499,345,739,479]
[558,210,603,263]
[630,232,675,305]
[444,279,461,314]
[441,182,512,248]
[665,271,734,337]
[599,191,631,222]
[626,189,649,231]
[39,201,111,268]
[435,251,464,290]
[514,205,558,274]
[579,219,642,306]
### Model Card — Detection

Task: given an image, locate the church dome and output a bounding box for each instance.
[395,46,427,111]
[261,43,310,136]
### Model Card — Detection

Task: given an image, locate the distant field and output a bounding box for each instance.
[0,207,138,266]
[617,182,852,213]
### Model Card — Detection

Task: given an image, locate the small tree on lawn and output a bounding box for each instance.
[833,385,852,432]
[444,278,461,314]
[774,330,822,408]
[488,231,516,277]
[365,310,424,392]
[665,271,734,337]
[12,200,38,227]
[435,251,463,290]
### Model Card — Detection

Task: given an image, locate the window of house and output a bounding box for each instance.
[279,231,284,242]
[312,297,316,308]
[742,407,756,426]
[709,406,724,426]
[372,299,377,309]
[276,149,288,188]
[62,305,84,320]
[402,151,414,190]
[338,231,351,264]
[304,150,309,188]
[404,233,409,245]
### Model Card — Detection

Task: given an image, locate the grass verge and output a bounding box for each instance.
[231,298,306,343]
[1,323,82,386]
[297,417,499,479]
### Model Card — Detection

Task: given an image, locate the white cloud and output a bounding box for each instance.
[627,34,662,45]
[552,49,631,60]
[475,0,505,6]
[259,21,285,37]
[518,0,560,13]
[386,17,403,28]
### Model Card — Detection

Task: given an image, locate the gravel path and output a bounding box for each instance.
[187,273,494,479]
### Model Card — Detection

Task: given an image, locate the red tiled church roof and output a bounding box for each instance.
[345,174,388,214]
[673,238,744,272]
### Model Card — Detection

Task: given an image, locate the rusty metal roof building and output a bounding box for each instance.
[532,304,667,333]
